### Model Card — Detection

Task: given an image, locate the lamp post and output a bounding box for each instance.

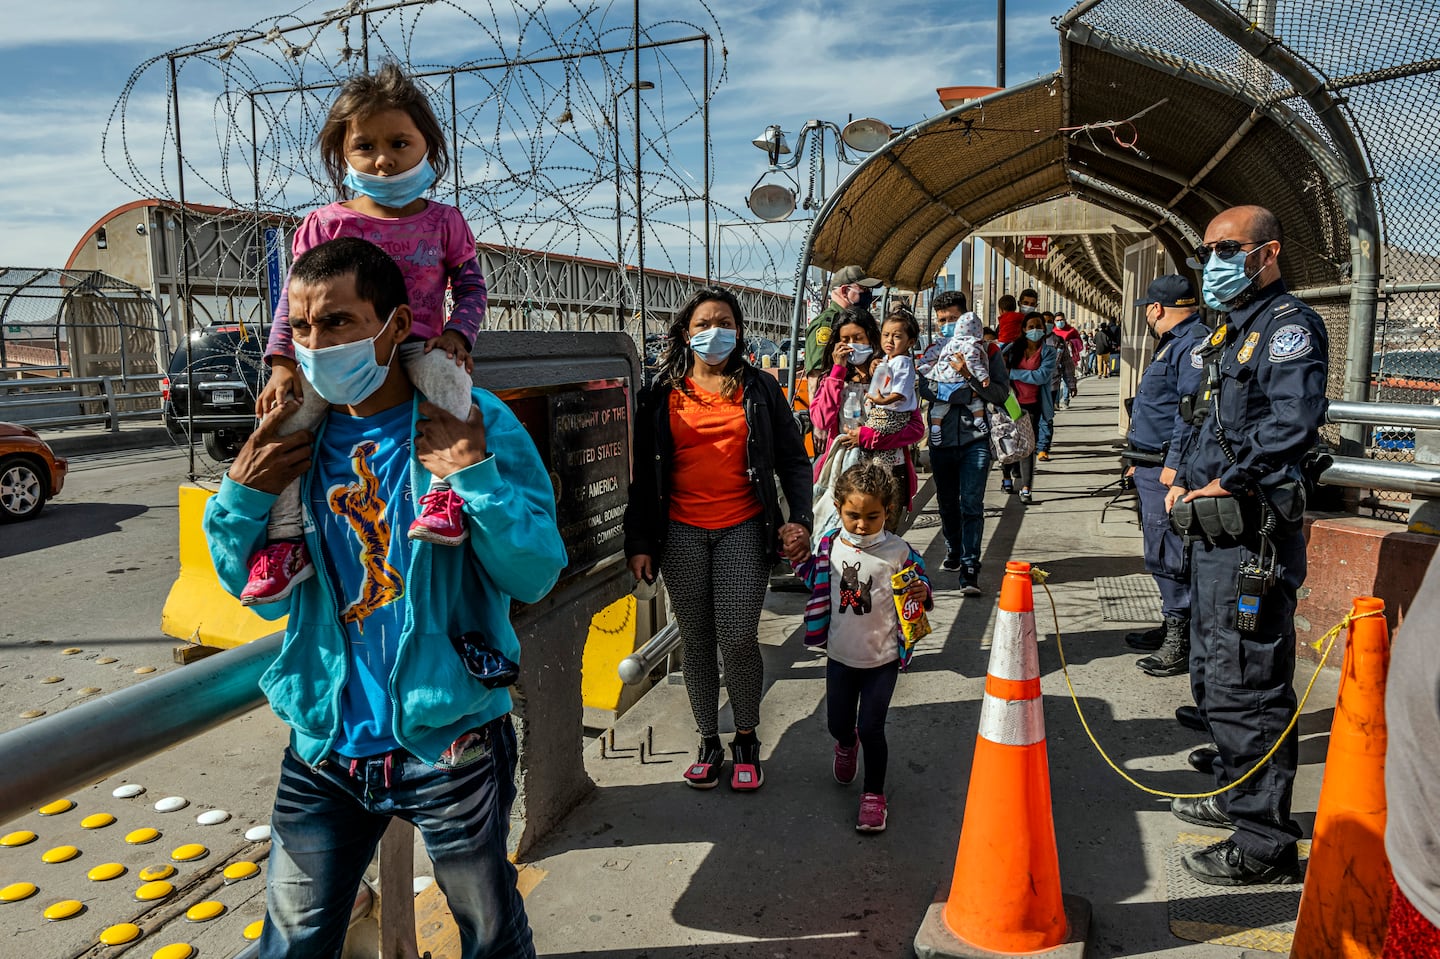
[612,80,654,335]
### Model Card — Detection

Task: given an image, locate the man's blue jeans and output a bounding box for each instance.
[258,716,534,959]
[929,440,990,568]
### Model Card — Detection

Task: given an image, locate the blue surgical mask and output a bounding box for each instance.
[1020,305,1037,315]
[293,308,398,406]
[847,344,874,365]
[343,159,437,209]
[1025,329,1045,342]
[688,327,736,364]
[1202,247,1261,312]
[940,323,957,337]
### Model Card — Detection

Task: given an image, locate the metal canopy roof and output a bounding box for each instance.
[806,1,1356,318]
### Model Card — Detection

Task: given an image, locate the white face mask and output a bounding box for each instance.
[840,528,886,548]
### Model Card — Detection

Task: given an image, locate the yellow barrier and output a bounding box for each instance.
[161,485,284,648]
[581,594,639,716]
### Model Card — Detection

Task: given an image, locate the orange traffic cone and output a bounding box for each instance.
[914,561,1090,958]
[1290,596,1392,958]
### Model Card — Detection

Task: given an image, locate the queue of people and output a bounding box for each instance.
[195,78,1420,954]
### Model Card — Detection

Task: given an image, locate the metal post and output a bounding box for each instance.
[613,91,625,332]
[362,12,369,72]
[633,0,646,351]
[702,36,712,283]
[450,72,462,208]
[170,55,195,481]
[996,0,1007,87]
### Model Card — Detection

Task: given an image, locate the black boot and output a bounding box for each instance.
[1125,623,1166,650]
[1137,615,1190,677]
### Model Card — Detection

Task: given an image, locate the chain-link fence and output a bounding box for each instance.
[1067,0,1440,519]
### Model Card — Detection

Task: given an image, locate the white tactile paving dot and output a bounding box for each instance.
[244,825,271,842]
[196,810,230,826]
[112,784,145,799]
[154,796,188,813]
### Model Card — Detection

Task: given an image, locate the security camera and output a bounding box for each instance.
[136,223,148,235]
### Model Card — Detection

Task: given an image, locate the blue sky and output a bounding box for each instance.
[0,0,1072,275]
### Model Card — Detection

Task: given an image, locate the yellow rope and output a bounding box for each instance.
[1030,566,1382,800]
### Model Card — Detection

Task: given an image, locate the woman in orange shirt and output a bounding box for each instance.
[624,288,813,791]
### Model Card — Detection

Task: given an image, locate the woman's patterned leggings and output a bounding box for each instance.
[662,517,771,737]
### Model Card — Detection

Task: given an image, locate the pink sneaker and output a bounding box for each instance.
[833,734,859,785]
[856,792,888,833]
[409,486,468,545]
[240,540,315,606]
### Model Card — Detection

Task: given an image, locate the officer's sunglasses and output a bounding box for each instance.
[1193,239,1263,261]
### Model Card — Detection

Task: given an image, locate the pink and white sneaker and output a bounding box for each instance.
[240,540,315,606]
[856,792,888,833]
[409,486,468,545]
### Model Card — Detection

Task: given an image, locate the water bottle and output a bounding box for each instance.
[842,392,863,431]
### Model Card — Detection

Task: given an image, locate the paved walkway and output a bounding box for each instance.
[524,374,1341,959]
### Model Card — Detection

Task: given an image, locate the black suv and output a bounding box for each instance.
[162,325,269,461]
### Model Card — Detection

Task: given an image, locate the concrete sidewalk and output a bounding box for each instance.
[524,375,1341,959]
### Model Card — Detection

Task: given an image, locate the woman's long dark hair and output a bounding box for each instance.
[820,308,882,380]
[658,287,750,399]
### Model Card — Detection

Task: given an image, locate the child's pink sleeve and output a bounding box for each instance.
[264,215,325,362]
[443,209,486,346]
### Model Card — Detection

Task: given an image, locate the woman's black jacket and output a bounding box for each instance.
[623,366,813,571]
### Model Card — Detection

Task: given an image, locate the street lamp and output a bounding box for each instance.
[745,118,902,222]
[612,80,655,334]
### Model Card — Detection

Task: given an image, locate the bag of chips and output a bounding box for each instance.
[891,564,932,665]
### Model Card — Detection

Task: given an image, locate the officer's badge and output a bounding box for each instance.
[816,326,832,346]
[1268,324,1313,362]
[1237,331,1261,364]
[1210,324,1228,347]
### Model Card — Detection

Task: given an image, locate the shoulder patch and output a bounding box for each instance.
[1268,324,1313,362]
[1190,345,1205,369]
[816,326,832,346]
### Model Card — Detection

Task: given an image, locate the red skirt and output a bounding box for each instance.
[1385,879,1440,958]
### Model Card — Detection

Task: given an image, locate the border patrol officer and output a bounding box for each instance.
[1124,275,1206,680]
[804,265,881,432]
[1166,205,1328,887]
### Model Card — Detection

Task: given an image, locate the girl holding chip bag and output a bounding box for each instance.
[789,462,933,833]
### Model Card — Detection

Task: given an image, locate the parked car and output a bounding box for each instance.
[0,422,67,522]
[162,325,269,461]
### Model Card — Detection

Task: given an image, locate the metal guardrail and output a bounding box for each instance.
[1320,400,1440,499]
[0,634,279,826]
[1326,399,1440,430]
[0,373,163,431]
[618,621,680,685]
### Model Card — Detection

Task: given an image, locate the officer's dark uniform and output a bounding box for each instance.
[1176,279,1328,864]
[1129,311,1206,620]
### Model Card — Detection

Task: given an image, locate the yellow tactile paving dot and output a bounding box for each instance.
[19,709,46,719]
[43,899,84,921]
[96,657,118,664]
[185,901,225,922]
[40,676,63,685]
[242,919,264,940]
[151,945,195,959]
[223,861,261,883]
[61,648,83,655]
[99,923,142,945]
[41,845,79,864]
[0,882,37,903]
[38,799,74,816]
[135,667,157,675]
[135,880,174,902]
[126,828,161,845]
[1,830,37,847]
[170,843,207,862]
[88,862,126,882]
[82,813,116,829]
[138,864,174,881]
